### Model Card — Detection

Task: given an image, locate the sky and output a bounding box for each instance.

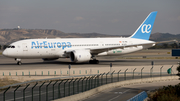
[0,0,180,35]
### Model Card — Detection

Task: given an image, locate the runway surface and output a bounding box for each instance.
[0,55,179,70]
[82,80,180,101]
[0,49,180,101]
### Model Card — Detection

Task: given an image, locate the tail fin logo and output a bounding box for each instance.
[141,24,151,33]
[130,11,157,40]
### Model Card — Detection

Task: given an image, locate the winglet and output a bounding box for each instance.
[130,11,157,40]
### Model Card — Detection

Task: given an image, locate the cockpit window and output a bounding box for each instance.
[7,46,11,48]
[11,46,15,48]
[7,45,15,48]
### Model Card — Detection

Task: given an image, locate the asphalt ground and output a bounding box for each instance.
[0,49,180,101]
[0,49,178,70]
[0,74,176,101]
[82,80,180,101]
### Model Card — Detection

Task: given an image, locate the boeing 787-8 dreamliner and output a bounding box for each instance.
[3,11,158,65]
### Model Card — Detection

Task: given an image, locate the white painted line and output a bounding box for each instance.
[108,95,120,101]
[109,89,130,101]
[122,89,130,94]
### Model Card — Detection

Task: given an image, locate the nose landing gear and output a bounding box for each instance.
[15,58,22,65]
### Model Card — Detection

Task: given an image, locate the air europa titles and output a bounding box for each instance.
[31,41,71,50]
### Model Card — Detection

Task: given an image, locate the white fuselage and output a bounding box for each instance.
[3,37,155,59]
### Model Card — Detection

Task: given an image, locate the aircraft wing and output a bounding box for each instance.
[65,40,177,55]
[89,42,155,54]
[64,42,155,55]
[89,39,177,54]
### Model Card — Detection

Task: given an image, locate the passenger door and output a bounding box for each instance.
[22,43,28,56]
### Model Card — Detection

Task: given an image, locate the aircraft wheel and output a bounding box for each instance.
[89,60,93,64]
[96,60,99,64]
[89,60,99,64]
[17,61,22,65]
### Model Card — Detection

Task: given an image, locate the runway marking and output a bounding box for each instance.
[114,89,130,94]
[109,89,130,101]
[108,95,120,101]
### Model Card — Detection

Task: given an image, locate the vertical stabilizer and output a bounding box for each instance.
[130,11,157,40]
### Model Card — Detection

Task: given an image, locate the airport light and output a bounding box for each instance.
[54,71,56,76]
[69,64,71,76]
[110,63,112,73]
[151,61,154,77]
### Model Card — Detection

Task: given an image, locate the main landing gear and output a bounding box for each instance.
[89,59,99,64]
[15,58,22,65]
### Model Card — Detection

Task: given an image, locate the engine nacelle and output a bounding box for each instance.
[70,50,91,63]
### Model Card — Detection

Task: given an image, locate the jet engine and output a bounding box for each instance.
[70,50,91,63]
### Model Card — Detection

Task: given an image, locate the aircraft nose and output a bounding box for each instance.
[2,50,8,56]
